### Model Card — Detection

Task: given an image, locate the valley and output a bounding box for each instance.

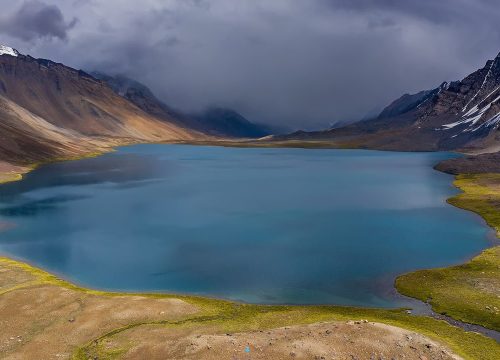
[0,44,499,360]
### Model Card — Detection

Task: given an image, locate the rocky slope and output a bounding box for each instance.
[92,72,271,138]
[0,46,203,173]
[435,152,500,174]
[276,51,500,152]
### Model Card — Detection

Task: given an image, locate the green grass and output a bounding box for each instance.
[396,174,500,331]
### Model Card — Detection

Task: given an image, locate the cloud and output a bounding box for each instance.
[0,1,77,41]
[1,1,500,130]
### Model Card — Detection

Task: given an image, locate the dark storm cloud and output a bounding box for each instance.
[1,0,499,130]
[0,1,77,41]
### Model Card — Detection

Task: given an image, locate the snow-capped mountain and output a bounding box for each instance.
[433,53,500,142]
[0,45,19,57]
[278,51,500,152]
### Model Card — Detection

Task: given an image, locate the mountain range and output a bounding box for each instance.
[1,45,499,180]
[275,52,500,152]
[0,45,271,178]
[0,46,203,165]
[90,72,272,138]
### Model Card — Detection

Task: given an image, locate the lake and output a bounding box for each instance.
[0,145,491,307]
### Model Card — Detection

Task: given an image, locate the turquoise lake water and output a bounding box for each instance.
[0,145,491,307]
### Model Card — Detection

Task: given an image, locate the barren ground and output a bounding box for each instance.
[0,257,478,360]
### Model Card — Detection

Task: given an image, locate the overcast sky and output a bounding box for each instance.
[1,0,499,130]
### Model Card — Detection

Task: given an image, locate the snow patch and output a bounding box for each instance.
[473,112,500,131]
[462,58,496,112]
[0,45,19,57]
[441,93,500,130]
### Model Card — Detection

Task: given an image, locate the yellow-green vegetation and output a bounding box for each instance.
[0,151,109,187]
[448,174,500,237]
[0,172,23,184]
[0,257,497,360]
[396,173,500,331]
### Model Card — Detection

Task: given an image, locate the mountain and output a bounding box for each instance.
[276,52,500,152]
[91,72,271,138]
[188,107,271,138]
[0,46,202,169]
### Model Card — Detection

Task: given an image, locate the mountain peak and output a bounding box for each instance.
[0,45,19,57]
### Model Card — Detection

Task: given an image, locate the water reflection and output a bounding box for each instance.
[0,153,170,200]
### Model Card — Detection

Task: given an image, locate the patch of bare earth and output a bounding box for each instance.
[0,261,198,360]
[98,321,462,360]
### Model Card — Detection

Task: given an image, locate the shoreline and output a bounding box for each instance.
[395,174,500,332]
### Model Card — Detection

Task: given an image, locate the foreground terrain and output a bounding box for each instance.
[0,257,498,359]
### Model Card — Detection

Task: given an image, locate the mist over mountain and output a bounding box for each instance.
[278,52,500,152]
[1,0,500,130]
[91,72,272,138]
[0,46,201,165]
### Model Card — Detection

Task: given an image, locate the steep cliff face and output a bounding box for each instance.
[278,52,500,152]
[0,47,203,167]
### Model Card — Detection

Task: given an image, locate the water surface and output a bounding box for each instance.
[0,145,491,307]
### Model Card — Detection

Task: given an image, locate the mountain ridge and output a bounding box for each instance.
[274,51,500,152]
[0,46,205,179]
[91,72,271,139]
